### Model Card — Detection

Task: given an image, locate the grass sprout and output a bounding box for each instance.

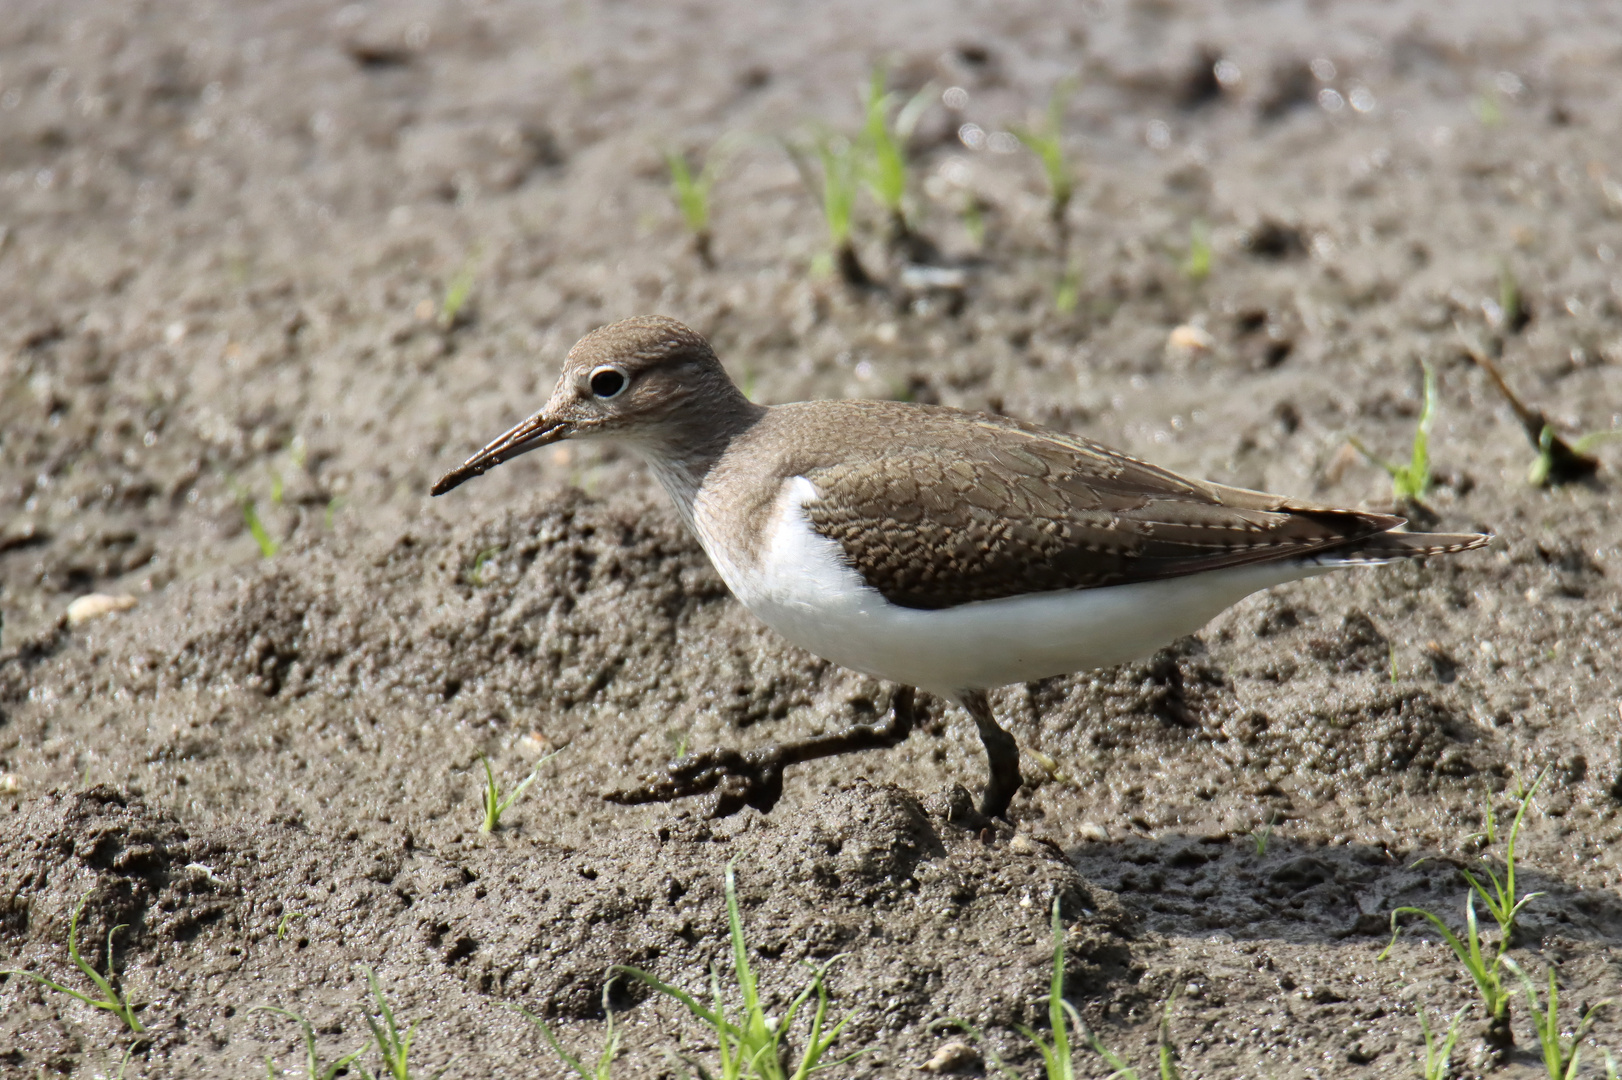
[1349,360,1436,504]
[356,966,447,1080]
[1379,770,1548,1043]
[666,142,730,268]
[1417,1004,1467,1080]
[2,890,144,1033]
[1183,220,1212,281]
[613,861,863,1080]
[253,1005,369,1080]
[946,898,1182,1080]
[792,132,872,288]
[861,64,933,243]
[524,981,622,1080]
[1457,769,1547,946]
[276,912,307,940]
[1502,959,1611,1080]
[1531,424,1622,487]
[242,498,281,558]
[478,751,556,833]
[1014,80,1077,244]
[960,192,987,249]
[467,545,504,586]
[1081,990,1182,1080]
[1497,260,1528,333]
[1022,897,1083,1080]
[1250,812,1277,856]
[438,248,478,330]
[1053,265,1082,315]
[1459,335,1610,486]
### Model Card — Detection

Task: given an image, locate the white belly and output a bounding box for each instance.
[694,477,1335,697]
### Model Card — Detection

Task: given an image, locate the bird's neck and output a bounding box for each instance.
[632,397,767,529]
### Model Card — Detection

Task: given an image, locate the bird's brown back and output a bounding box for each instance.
[711,400,1486,611]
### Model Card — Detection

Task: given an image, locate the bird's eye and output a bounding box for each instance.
[589,367,627,399]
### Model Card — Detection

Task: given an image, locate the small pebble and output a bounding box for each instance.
[922,1041,980,1073]
[1077,821,1111,843]
[66,593,137,624]
[1165,323,1215,360]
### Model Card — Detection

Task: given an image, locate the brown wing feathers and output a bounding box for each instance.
[798,407,1487,611]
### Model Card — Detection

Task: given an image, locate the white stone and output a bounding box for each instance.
[66,593,137,624]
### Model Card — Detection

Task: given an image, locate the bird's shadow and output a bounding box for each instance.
[1066,831,1622,949]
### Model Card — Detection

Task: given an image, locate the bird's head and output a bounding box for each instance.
[431,315,750,495]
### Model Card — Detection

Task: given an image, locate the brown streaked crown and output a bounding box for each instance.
[544,315,757,445]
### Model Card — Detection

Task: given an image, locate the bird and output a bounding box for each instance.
[432,315,1489,819]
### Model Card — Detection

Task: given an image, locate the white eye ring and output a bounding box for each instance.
[588,366,628,399]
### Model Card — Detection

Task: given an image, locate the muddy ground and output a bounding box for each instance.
[4,0,1622,1076]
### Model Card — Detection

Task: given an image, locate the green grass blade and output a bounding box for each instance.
[479,755,498,831]
[1571,428,1622,454]
[1399,360,1437,499]
[1183,220,1212,281]
[1381,905,1500,1014]
[1046,897,1075,1080]
[665,150,711,235]
[813,136,857,246]
[863,66,907,215]
[1013,80,1075,221]
[1155,992,1181,1080]
[253,1005,368,1080]
[522,1006,602,1079]
[1,969,103,1014]
[611,964,727,1032]
[242,500,280,558]
[2,891,144,1032]
[439,250,477,329]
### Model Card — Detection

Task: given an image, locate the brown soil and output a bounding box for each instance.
[4,1,1622,1077]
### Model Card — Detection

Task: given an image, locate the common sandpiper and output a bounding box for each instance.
[433,315,1488,818]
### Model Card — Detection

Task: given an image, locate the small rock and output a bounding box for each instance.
[1027,747,1062,777]
[66,593,137,624]
[0,774,19,793]
[1165,323,1215,360]
[899,264,970,290]
[922,1040,980,1073]
[1077,821,1111,843]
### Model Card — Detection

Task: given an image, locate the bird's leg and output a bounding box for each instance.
[605,687,920,817]
[959,689,1021,819]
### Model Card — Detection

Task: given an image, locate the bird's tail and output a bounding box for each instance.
[1316,529,1492,566]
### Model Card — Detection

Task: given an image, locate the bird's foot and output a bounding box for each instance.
[605,746,787,817]
[605,687,919,818]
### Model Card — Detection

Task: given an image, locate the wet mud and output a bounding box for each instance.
[3,0,1622,1076]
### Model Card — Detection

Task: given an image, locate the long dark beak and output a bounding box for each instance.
[431,411,570,496]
